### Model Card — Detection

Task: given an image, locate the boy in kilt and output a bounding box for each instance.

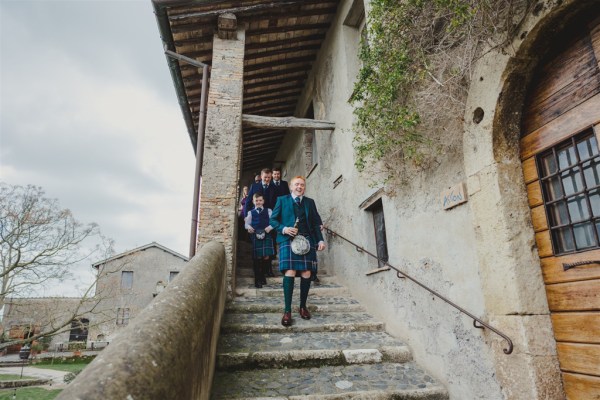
[270,176,326,326]
[244,193,275,288]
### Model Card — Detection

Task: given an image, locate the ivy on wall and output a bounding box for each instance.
[350,0,530,174]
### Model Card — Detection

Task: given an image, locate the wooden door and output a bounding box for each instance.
[521,16,600,400]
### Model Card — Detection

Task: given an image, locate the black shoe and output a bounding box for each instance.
[254,281,263,288]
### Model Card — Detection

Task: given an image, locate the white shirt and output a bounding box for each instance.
[244,208,273,230]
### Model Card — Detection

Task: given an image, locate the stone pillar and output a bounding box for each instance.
[198,27,245,299]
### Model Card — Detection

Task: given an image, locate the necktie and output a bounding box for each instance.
[275,181,279,186]
[295,197,301,205]
[263,185,267,190]
[257,207,262,213]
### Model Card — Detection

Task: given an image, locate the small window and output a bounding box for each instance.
[169,271,179,282]
[538,128,600,255]
[116,308,130,326]
[120,271,133,290]
[366,199,389,268]
[343,0,366,98]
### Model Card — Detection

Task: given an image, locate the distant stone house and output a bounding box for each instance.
[2,242,187,350]
[88,242,188,343]
[2,297,88,352]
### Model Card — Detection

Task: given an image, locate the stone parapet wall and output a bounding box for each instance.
[56,241,227,400]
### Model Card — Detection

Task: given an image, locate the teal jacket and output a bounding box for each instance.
[270,195,324,244]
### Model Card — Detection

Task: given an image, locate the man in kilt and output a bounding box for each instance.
[244,193,275,288]
[270,176,326,326]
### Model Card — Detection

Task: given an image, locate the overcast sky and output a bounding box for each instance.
[1,1,196,293]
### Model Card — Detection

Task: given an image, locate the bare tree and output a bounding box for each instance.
[0,183,116,349]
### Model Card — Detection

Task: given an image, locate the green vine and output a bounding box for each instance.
[350,0,527,173]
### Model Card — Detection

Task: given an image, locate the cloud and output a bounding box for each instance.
[0,0,196,266]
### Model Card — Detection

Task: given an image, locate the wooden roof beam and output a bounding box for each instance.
[245,33,326,50]
[244,74,306,90]
[245,57,316,73]
[169,1,305,21]
[244,103,296,114]
[242,114,335,131]
[243,88,302,101]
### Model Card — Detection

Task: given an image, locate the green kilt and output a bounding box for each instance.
[278,235,317,272]
[251,233,275,258]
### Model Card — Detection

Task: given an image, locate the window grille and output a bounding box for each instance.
[537,128,600,254]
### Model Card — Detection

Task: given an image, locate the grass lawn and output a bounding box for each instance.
[0,387,61,400]
[31,363,87,373]
[0,374,36,381]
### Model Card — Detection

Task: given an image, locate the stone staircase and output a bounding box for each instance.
[211,242,448,399]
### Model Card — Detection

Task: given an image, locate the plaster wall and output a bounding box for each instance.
[273,0,600,397]
[275,0,502,398]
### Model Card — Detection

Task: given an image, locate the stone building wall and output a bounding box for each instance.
[90,245,188,342]
[3,297,88,349]
[271,0,595,398]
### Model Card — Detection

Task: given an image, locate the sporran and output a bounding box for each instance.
[290,217,310,255]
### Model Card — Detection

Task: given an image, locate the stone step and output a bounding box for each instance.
[211,362,448,399]
[221,312,384,334]
[235,282,346,298]
[226,295,364,313]
[236,266,331,278]
[236,275,337,287]
[217,331,411,370]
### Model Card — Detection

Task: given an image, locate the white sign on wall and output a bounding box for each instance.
[441,182,468,210]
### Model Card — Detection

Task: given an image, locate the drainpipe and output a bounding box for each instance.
[164,49,210,259]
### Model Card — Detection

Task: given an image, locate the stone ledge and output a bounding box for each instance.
[0,378,50,388]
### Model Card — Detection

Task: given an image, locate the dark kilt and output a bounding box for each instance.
[251,233,275,258]
[278,235,317,272]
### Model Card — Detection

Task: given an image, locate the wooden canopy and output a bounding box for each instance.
[153,0,340,172]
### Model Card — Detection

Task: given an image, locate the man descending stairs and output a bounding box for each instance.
[212,245,448,398]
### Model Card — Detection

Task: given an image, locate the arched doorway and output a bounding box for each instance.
[521,15,600,399]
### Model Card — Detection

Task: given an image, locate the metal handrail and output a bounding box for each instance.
[324,227,514,354]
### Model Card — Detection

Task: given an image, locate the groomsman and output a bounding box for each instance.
[272,167,290,198]
[244,168,276,216]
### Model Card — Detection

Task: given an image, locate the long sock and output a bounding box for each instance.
[253,260,261,287]
[300,277,311,309]
[283,276,294,313]
[259,259,267,284]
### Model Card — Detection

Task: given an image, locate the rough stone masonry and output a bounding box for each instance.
[197,27,245,299]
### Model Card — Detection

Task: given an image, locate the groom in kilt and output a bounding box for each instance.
[270,176,326,327]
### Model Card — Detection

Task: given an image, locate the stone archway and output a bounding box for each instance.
[464,1,600,398]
